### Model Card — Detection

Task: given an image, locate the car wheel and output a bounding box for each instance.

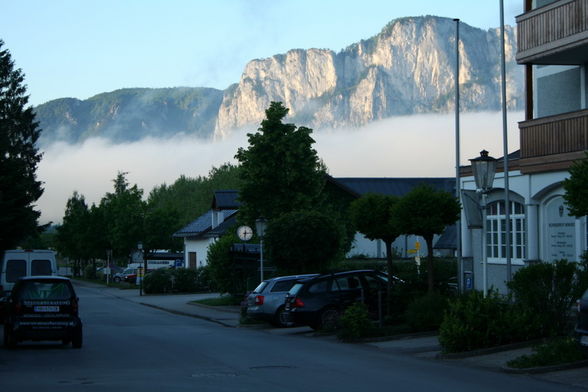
[113,277,121,283]
[273,306,291,328]
[3,325,17,349]
[319,308,340,331]
[72,327,83,349]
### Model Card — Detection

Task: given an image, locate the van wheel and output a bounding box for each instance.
[319,308,340,331]
[72,328,83,349]
[4,325,17,349]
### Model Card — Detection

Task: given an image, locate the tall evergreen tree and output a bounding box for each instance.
[0,40,44,249]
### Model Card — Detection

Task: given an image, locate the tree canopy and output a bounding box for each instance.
[349,193,400,291]
[0,40,44,249]
[563,152,588,217]
[393,184,460,292]
[235,102,326,224]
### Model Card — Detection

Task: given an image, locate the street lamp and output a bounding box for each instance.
[469,150,497,297]
[255,218,267,283]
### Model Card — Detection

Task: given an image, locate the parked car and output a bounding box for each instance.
[113,267,138,283]
[284,269,392,330]
[576,288,588,347]
[3,276,83,348]
[246,274,318,327]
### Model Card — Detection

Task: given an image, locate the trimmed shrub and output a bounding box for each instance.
[83,264,97,280]
[143,269,174,294]
[508,259,581,336]
[507,337,588,369]
[405,292,449,332]
[337,302,372,341]
[173,268,200,292]
[438,290,535,353]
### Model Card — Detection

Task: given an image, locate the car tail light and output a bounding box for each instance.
[292,297,304,308]
[255,295,264,305]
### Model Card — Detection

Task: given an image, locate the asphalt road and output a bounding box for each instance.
[0,284,584,392]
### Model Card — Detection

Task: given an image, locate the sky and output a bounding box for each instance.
[0,0,524,224]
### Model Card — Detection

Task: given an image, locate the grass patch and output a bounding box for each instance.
[191,296,241,306]
[507,337,588,369]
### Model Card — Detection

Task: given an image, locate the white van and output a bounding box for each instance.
[0,249,57,297]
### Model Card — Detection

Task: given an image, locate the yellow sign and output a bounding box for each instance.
[415,241,421,250]
[138,267,145,277]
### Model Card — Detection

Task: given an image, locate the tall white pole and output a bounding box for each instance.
[500,0,512,283]
[453,18,463,293]
[482,193,488,297]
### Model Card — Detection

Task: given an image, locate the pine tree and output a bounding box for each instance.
[0,40,44,249]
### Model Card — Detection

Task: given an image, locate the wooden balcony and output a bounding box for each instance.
[518,109,588,173]
[516,0,588,64]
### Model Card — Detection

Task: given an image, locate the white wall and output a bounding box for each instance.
[183,237,215,268]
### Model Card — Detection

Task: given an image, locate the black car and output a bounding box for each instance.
[284,269,391,330]
[577,288,588,347]
[3,276,83,348]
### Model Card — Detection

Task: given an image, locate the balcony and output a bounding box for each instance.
[516,0,588,65]
[518,109,588,173]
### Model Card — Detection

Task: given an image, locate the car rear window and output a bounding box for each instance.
[271,280,296,292]
[6,259,26,283]
[253,281,268,293]
[31,259,52,275]
[288,283,304,296]
[17,281,73,300]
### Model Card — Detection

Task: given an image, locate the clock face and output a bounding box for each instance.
[237,225,253,241]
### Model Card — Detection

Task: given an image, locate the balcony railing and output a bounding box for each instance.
[517,0,588,64]
[520,109,588,158]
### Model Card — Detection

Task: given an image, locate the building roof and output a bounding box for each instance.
[173,210,212,238]
[334,177,455,198]
[207,210,238,237]
[212,190,240,210]
[433,224,457,250]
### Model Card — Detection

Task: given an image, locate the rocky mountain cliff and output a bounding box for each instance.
[35,16,523,146]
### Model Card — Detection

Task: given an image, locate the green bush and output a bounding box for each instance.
[83,264,97,280]
[143,269,174,294]
[405,293,449,332]
[507,337,587,369]
[337,302,372,341]
[173,268,200,292]
[508,259,582,336]
[438,290,535,353]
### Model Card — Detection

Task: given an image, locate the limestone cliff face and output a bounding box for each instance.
[214,16,523,139]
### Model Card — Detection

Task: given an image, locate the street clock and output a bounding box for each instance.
[237,225,253,241]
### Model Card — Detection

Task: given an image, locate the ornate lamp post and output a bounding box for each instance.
[255,218,267,283]
[469,150,497,297]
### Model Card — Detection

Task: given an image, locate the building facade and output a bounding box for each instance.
[461,0,588,292]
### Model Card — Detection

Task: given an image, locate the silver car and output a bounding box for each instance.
[246,274,317,327]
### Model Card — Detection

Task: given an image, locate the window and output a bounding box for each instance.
[31,259,52,275]
[271,280,296,292]
[6,260,26,283]
[486,201,526,262]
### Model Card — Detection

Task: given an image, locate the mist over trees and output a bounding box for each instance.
[0,40,44,249]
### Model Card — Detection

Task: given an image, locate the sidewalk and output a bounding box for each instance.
[75,280,588,389]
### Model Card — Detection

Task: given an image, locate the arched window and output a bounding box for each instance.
[486,200,526,262]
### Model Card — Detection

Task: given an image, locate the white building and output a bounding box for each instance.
[460,0,588,292]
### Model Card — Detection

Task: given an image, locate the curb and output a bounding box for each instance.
[139,302,239,328]
[501,359,588,374]
[436,340,542,360]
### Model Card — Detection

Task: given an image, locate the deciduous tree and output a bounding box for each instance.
[563,152,588,217]
[349,193,400,291]
[393,184,460,292]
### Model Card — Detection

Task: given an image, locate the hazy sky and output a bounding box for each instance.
[1,1,525,224]
[2,0,522,106]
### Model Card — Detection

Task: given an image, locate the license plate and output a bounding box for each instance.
[34,305,59,312]
[581,335,588,346]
